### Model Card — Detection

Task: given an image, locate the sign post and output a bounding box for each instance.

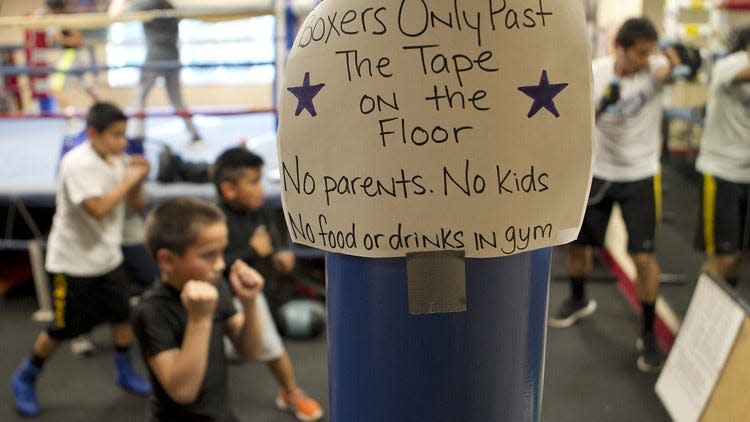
[278,1,593,420]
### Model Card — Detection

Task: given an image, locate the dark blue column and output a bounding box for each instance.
[326,248,551,422]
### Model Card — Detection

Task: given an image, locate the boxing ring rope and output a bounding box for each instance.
[0,106,278,120]
[0,6,278,30]
[0,60,278,76]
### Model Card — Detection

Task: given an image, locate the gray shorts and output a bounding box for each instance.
[230,293,285,361]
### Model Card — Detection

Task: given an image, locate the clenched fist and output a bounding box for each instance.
[181,280,219,320]
[228,260,264,303]
[125,155,150,185]
[249,225,273,258]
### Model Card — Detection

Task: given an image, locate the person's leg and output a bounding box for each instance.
[702,254,741,286]
[252,293,323,421]
[48,48,80,112]
[696,174,746,287]
[631,252,660,326]
[268,353,297,392]
[11,332,60,417]
[549,178,611,328]
[621,176,663,372]
[164,70,201,142]
[566,243,592,302]
[105,266,151,395]
[73,49,99,102]
[132,70,159,140]
[70,332,95,357]
[12,272,80,416]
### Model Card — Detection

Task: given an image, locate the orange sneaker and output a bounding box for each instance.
[275,388,323,421]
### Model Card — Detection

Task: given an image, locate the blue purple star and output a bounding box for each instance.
[518,70,569,118]
[287,72,325,117]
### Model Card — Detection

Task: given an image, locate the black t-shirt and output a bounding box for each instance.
[220,202,278,267]
[133,279,238,422]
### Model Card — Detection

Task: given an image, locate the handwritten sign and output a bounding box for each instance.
[277,0,593,258]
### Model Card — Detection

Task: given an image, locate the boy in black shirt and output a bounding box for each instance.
[134,197,264,421]
[213,147,323,421]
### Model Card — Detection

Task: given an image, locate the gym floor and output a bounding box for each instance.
[1,115,749,421]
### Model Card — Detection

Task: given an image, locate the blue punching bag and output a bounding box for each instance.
[276,2,592,421]
[327,249,551,421]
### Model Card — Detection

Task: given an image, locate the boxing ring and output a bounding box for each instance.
[0,0,320,319]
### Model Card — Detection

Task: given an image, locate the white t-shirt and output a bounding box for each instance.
[46,142,127,276]
[592,55,667,182]
[695,51,750,183]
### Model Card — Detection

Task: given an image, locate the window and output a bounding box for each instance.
[106,15,276,87]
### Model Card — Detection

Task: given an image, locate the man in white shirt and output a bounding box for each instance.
[549,18,680,374]
[695,26,750,288]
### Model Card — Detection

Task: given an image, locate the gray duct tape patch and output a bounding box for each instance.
[406,251,467,315]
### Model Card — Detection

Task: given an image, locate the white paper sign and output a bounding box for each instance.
[656,275,745,422]
[278,0,593,258]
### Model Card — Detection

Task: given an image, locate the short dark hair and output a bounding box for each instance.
[86,102,127,133]
[212,147,264,194]
[145,197,225,257]
[615,18,658,49]
[727,25,750,54]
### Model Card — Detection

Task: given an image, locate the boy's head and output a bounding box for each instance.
[614,18,658,76]
[86,102,128,157]
[213,147,265,211]
[145,198,228,288]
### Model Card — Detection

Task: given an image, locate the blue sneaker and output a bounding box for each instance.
[12,359,41,417]
[114,352,151,396]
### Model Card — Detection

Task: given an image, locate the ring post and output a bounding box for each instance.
[327,249,551,421]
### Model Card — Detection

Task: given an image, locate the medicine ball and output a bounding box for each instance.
[275,299,326,340]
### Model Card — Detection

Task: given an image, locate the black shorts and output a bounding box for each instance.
[574,176,661,253]
[695,173,750,255]
[47,264,131,341]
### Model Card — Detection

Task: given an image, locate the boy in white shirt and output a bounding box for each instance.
[11,102,151,417]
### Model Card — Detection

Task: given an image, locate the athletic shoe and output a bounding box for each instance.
[114,352,151,396]
[11,359,41,417]
[275,388,324,421]
[637,333,665,373]
[548,298,597,328]
[70,334,95,358]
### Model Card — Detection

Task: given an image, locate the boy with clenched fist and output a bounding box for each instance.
[134,197,265,421]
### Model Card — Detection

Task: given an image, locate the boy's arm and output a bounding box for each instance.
[224,246,259,268]
[146,281,218,405]
[127,184,146,213]
[125,156,149,213]
[653,49,678,85]
[273,250,296,273]
[225,260,264,359]
[82,159,149,218]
